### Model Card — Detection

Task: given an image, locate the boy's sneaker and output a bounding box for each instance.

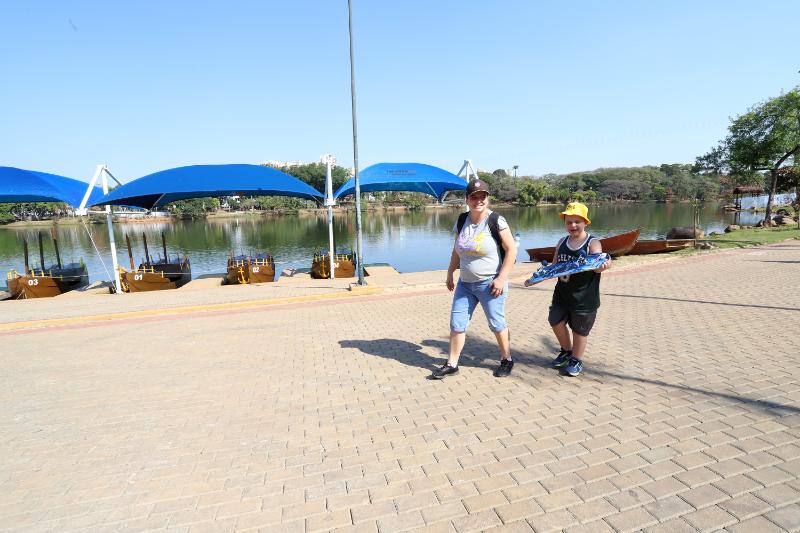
[564,357,583,377]
[493,358,514,377]
[432,363,459,379]
[552,350,571,368]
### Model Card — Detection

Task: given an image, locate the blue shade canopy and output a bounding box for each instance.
[333,163,466,201]
[92,164,324,208]
[0,166,103,206]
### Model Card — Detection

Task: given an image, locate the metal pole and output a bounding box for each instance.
[326,159,336,279]
[348,0,365,285]
[100,166,122,294]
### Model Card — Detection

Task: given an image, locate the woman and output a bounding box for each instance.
[433,178,517,379]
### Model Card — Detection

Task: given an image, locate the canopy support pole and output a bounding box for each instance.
[348,0,365,285]
[325,159,336,279]
[455,159,478,182]
[93,164,122,294]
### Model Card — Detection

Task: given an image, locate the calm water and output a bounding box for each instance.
[0,202,760,286]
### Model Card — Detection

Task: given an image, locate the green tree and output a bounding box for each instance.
[516,179,548,206]
[166,197,220,218]
[696,86,800,222]
[268,162,349,195]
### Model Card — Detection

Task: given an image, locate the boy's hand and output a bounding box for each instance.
[446,272,455,291]
[594,258,612,273]
[490,277,505,296]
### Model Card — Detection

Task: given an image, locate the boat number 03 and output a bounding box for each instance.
[27,279,39,286]
[134,274,143,281]
[253,267,260,273]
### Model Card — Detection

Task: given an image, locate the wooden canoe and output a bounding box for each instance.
[628,238,695,255]
[119,232,191,292]
[526,229,640,262]
[311,252,356,279]
[226,254,276,284]
[6,263,89,299]
[119,268,177,292]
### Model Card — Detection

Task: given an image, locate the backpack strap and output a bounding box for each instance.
[487,212,510,266]
[456,212,469,234]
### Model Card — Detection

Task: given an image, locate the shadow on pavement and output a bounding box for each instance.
[342,334,799,416]
[524,286,798,312]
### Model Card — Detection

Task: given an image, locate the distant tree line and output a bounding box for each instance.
[474,164,724,206]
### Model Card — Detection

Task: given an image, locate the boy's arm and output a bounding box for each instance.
[490,228,517,296]
[589,239,611,272]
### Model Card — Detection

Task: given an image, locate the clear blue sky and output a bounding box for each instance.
[1,1,798,182]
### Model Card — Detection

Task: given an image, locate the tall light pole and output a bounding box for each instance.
[347,0,365,285]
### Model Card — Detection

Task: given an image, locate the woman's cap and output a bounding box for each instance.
[560,202,591,224]
[466,179,489,197]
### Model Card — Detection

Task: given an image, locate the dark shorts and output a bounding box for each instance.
[548,306,597,336]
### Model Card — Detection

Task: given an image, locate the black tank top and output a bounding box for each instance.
[552,234,601,312]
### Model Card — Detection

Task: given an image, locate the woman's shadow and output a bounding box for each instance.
[338,336,549,374]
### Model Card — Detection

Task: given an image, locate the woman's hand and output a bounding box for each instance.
[446,272,455,291]
[490,277,506,296]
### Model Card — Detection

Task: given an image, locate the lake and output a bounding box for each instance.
[0,202,768,285]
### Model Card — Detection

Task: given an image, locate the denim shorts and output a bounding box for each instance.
[450,278,509,333]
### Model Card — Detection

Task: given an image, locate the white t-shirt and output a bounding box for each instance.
[453,210,510,282]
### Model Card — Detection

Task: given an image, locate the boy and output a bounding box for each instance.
[545,202,610,376]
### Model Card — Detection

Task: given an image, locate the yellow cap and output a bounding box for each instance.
[559,202,591,224]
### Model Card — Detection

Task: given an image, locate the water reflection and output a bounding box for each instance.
[0,202,748,284]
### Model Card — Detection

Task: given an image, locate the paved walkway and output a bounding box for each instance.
[1,243,799,532]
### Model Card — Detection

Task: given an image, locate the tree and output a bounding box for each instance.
[696,87,800,222]
[516,179,548,206]
[265,162,349,195]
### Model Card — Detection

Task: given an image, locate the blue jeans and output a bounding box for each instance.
[450,278,509,333]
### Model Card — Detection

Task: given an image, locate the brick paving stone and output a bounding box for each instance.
[712,473,765,498]
[534,489,582,512]
[753,483,800,507]
[450,509,502,532]
[306,510,354,532]
[718,493,773,521]
[643,494,694,522]
[525,509,578,532]
[494,498,544,524]
[605,487,654,511]
[641,476,689,500]
[420,501,466,525]
[484,521,536,533]
[602,507,658,532]
[724,515,787,533]
[568,498,618,524]
[643,517,700,533]
[678,483,730,510]
[764,503,800,531]
[682,504,738,532]
[375,510,425,533]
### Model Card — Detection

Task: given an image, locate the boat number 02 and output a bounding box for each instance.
[253,267,260,273]
[134,274,143,281]
[27,279,39,286]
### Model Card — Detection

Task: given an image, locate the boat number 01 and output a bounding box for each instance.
[253,267,260,273]
[27,279,39,286]
[134,274,143,281]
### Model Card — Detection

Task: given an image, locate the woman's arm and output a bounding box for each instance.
[490,228,517,296]
[446,245,459,291]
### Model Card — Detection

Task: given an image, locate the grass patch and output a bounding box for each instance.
[706,226,800,248]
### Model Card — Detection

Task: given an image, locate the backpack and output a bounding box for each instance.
[456,211,515,266]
